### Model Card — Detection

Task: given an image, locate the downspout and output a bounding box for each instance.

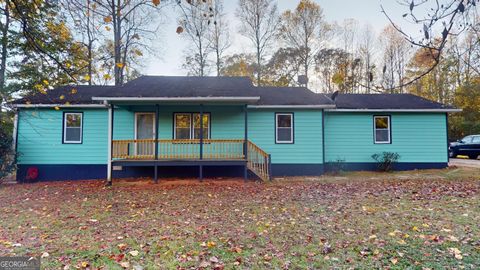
[446,112,449,164]
[12,109,18,152]
[106,104,113,185]
[322,109,326,174]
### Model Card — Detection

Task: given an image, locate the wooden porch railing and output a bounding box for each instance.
[112,139,245,160]
[247,141,271,181]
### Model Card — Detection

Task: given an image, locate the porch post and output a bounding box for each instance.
[243,104,248,180]
[155,104,159,160]
[199,104,204,160]
[154,104,159,183]
[199,104,204,182]
[107,104,113,186]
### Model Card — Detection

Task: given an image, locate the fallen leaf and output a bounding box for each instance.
[129,250,139,257]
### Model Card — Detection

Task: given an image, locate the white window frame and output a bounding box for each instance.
[173,113,211,140]
[275,113,294,144]
[63,112,83,144]
[374,115,391,144]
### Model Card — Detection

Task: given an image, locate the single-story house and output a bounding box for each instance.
[10,76,460,182]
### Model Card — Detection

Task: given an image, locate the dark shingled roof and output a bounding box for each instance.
[13,85,115,105]
[12,76,454,109]
[331,93,454,110]
[12,76,334,106]
[100,76,258,98]
[255,87,333,106]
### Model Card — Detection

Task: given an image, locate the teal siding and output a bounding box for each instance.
[17,105,246,165]
[17,109,108,164]
[112,105,245,140]
[248,109,323,164]
[324,112,447,163]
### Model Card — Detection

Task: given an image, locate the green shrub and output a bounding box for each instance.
[371,152,400,172]
[0,127,16,179]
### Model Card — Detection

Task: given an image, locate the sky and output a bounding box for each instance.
[144,0,419,76]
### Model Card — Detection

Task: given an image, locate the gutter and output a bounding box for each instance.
[325,108,462,113]
[248,105,336,109]
[92,96,261,103]
[12,104,108,108]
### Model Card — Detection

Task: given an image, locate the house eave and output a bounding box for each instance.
[92,96,261,104]
[325,108,462,113]
[248,105,336,109]
[12,104,107,108]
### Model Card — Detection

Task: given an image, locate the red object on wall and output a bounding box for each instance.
[26,167,39,181]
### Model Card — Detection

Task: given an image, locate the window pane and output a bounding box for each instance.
[65,128,81,142]
[375,117,389,129]
[277,114,292,128]
[193,128,209,139]
[175,128,191,139]
[462,136,473,143]
[472,136,480,143]
[375,130,389,142]
[175,114,191,128]
[277,128,292,142]
[193,114,209,128]
[66,113,82,127]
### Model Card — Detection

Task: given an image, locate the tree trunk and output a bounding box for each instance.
[113,0,123,86]
[216,45,220,76]
[86,0,93,85]
[0,1,10,95]
[256,47,261,85]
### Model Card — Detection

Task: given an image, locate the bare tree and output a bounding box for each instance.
[236,0,279,86]
[279,0,328,87]
[381,0,478,90]
[178,0,214,76]
[210,0,230,77]
[337,19,358,92]
[63,0,100,85]
[379,25,411,93]
[90,0,164,85]
[357,24,376,93]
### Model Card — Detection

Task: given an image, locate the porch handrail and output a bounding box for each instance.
[112,139,245,160]
[247,141,271,181]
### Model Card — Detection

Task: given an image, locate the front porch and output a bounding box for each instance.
[105,102,271,182]
[111,139,271,181]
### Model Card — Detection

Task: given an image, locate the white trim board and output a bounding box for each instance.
[248,105,336,109]
[13,104,107,108]
[325,108,462,112]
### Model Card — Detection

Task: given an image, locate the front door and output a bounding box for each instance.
[135,113,156,156]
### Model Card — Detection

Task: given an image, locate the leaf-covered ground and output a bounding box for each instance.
[0,168,479,269]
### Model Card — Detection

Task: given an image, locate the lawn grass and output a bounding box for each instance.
[0,167,479,269]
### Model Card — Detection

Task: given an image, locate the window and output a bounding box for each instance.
[472,136,480,144]
[461,136,473,143]
[174,113,210,139]
[374,115,391,144]
[275,113,294,144]
[63,112,83,144]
